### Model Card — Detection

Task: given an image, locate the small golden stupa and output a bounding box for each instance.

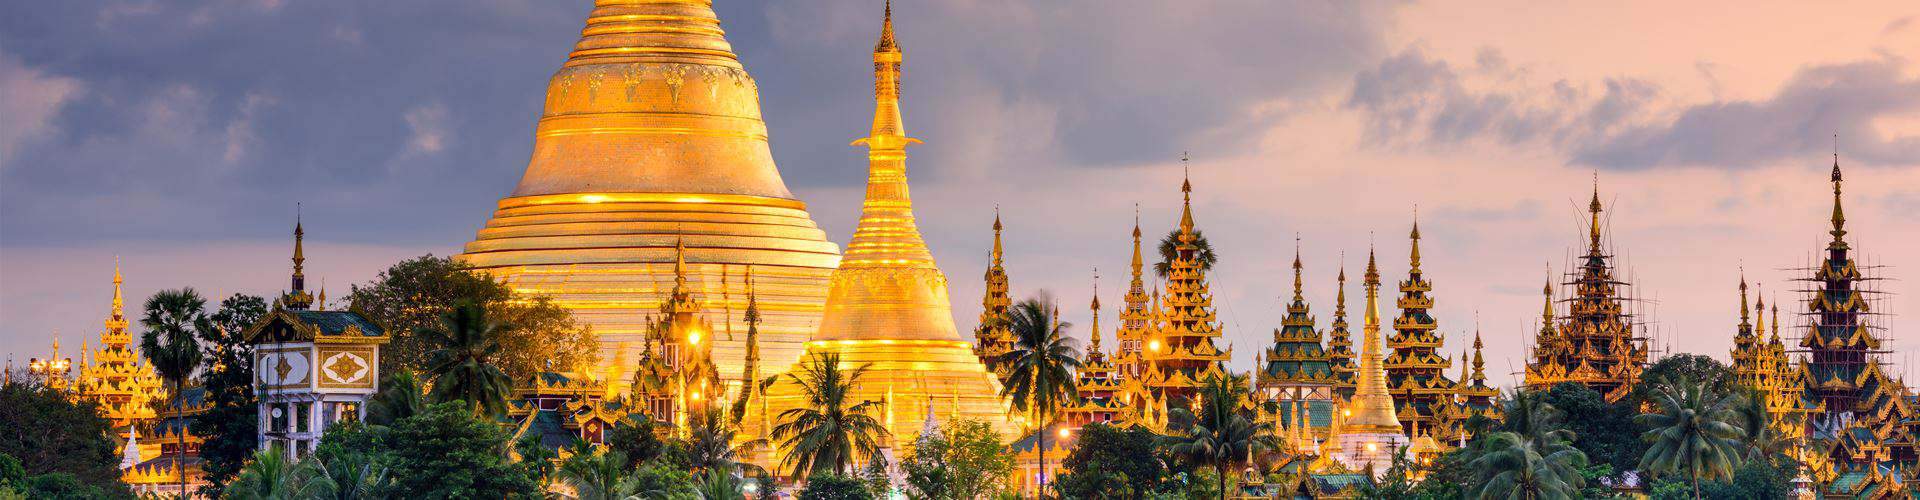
[459,0,843,394]
[762,1,1018,453]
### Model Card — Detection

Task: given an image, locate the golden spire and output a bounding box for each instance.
[1541,274,1556,323]
[1739,273,1751,328]
[1471,328,1487,385]
[1346,247,1402,433]
[1087,269,1104,357]
[1769,301,1781,343]
[1753,285,1766,335]
[843,0,930,269]
[876,0,897,53]
[813,1,957,342]
[110,257,124,321]
[285,211,313,310]
[1178,153,1195,240]
[1409,209,1422,271]
[991,207,1004,267]
[1589,174,1605,253]
[1335,260,1348,319]
[1829,150,1848,246]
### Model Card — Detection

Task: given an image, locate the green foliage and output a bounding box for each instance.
[1154,229,1218,278]
[514,433,558,490]
[799,474,873,500]
[1161,374,1273,500]
[1634,375,1746,495]
[0,383,125,495]
[622,463,699,499]
[772,352,890,478]
[364,369,426,426]
[687,407,766,480]
[1697,458,1796,500]
[901,419,1015,500]
[346,255,595,383]
[421,301,514,417]
[559,449,630,500]
[1628,355,1734,408]
[0,454,22,485]
[1469,431,1587,499]
[858,458,891,498]
[195,293,268,497]
[140,288,210,498]
[994,296,1082,495]
[1538,382,1640,478]
[1356,452,1417,499]
[22,472,113,499]
[605,415,666,470]
[1407,446,1475,499]
[307,446,392,500]
[225,447,327,500]
[1055,423,1171,498]
[316,401,537,498]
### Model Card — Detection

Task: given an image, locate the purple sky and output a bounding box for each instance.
[4,1,1919,388]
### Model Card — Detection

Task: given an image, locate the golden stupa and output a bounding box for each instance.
[459,0,842,394]
[762,3,1018,452]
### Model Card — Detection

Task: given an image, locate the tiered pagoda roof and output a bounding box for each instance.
[1325,265,1357,400]
[1139,169,1232,408]
[1384,220,1458,436]
[1523,184,1647,402]
[975,211,1015,377]
[1259,244,1335,389]
[74,262,165,432]
[1060,275,1138,429]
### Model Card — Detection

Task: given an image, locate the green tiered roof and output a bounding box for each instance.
[1260,245,1334,386]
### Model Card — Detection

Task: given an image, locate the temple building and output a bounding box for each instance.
[458,0,844,397]
[1325,265,1358,401]
[1330,249,1410,476]
[1789,156,1916,493]
[761,3,1018,468]
[1058,274,1137,430]
[1138,171,1234,410]
[975,212,1015,378]
[1729,279,1818,450]
[1383,220,1459,438]
[73,262,167,435]
[1523,184,1649,402]
[1256,244,1335,449]
[1108,214,1166,428]
[628,239,725,432]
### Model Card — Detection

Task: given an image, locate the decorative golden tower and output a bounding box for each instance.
[1523,182,1647,402]
[1113,210,1153,380]
[1332,248,1409,475]
[1384,218,1457,435]
[1138,167,1233,408]
[1326,263,1357,400]
[75,261,165,433]
[1059,270,1133,429]
[459,0,843,396]
[1256,241,1335,444]
[975,209,1014,376]
[763,2,1017,452]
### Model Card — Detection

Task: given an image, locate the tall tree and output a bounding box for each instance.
[346,255,595,381]
[351,401,539,497]
[1469,431,1588,500]
[364,368,426,426]
[225,447,325,500]
[687,407,766,480]
[140,288,208,499]
[1154,230,1217,278]
[0,384,125,495]
[996,297,1081,494]
[1162,374,1272,500]
[901,419,1015,500]
[1635,375,1745,499]
[559,449,632,500]
[1055,423,1171,498]
[771,352,890,479]
[421,301,513,417]
[193,293,267,497]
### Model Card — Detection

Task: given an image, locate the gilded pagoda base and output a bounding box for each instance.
[759,339,1020,467]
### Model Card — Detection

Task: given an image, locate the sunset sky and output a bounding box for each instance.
[3,1,1918,387]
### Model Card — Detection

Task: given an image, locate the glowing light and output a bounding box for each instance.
[1057,427,1070,439]
[692,391,702,401]
[580,194,608,203]
[1148,340,1163,352]
[1366,442,1378,452]
[688,332,701,344]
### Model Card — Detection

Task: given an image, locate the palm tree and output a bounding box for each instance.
[771,352,890,479]
[696,471,746,500]
[227,447,325,500]
[560,449,633,500]
[688,407,768,480]
[365,368,426,425]
[1154,229,1217,278]
[309,450,390,500]
[140,288,208,499]
[1500,388,1564,440]
[996,297,1082,495]
[421,301,513,417]
[1163,373,1274,500]
[1731,388,1785,463]
[1636,375,1746,499]
[1470,431,1588,499]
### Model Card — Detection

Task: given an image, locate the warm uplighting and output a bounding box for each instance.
[1366,442,1378,452]
[691,391,702,401]
[1148,340,1163,352]
[688,331,702,345]
[1057,427,1071,439]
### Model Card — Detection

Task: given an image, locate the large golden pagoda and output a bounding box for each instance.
[762,3,1017,452]
[458,0,842,395]
[1331,249,1409,475]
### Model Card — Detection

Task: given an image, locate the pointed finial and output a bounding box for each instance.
[1291,236,1305,301]
[1588,174,1604,251]
[1408,209,1423,270]
[1830,143,1848,243]
[875,0,897,53]
[1739,268,1750,324]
